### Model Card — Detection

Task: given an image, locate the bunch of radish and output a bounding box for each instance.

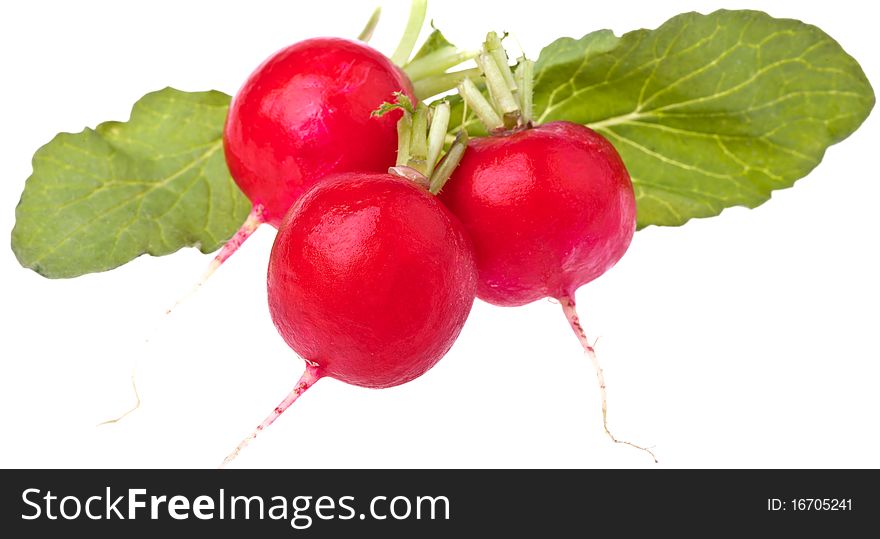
[210,11,652,464]
[9,0,874,468]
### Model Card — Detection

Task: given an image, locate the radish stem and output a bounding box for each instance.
[221,364,323,467]
[356,6,382,42]
[559,295,658,463]
[404,47,478,81]
[429,131,467,194]
[396,112,413,167]
[476,52,519,126]
[485,32,517,93]
[412,67,481,100]
[427,101,451,172]
[409,104,430,175]
[514,57,535,125]
[379,94,462,191]
[458,78,504,132]
[460,32,538,132]
[390,0,427,66]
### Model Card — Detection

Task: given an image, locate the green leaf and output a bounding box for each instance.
[534,29,621,78]
[410,25,455,62]
[532,10,875,228]
[11,87,250,278]
[372,91,416,117]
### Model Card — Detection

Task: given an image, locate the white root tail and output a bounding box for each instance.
[98,204,266,426]
[96,373,141,426]
[559,295,658,463]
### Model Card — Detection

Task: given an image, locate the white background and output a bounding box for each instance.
[0,0,877,469]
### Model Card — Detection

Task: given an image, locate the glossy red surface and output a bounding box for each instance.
[268,173,477,389]
[439,121,636,306]
[224,38,414,227]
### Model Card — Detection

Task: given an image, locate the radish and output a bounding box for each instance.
[213,36,414,275]
[223,98,474,465]
[439,33,655,461]
[442,122,634,307]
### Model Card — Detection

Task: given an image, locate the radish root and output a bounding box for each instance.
[99,204,265,427]
[166,203,265,316]
[559,295,658,463]
[97,372,141,426]
[221,364,322,467]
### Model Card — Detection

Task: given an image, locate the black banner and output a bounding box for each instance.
[0,470,874,536]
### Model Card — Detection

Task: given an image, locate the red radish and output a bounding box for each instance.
[223,99,474,465]
[440,33,655,461]
[269,173,475,387]
[158,37,414,316]
[225,38,413,228]
[440,121,635,307]
[215,37,414,264]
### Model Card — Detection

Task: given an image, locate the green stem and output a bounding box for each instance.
[428,132,467,194]
[381,95,464,193]
[409,103,429,175]
[396,112,413,167]
[390,0,427,66]
[486,32,517,93]
[476,50,519,129]
[515,57,535,125]
[405,47,479,82]
[458,32,535,133]
[356,6,382,42]
[458,77,504,132]
[413,67,481,101]
[427,101,450,172]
